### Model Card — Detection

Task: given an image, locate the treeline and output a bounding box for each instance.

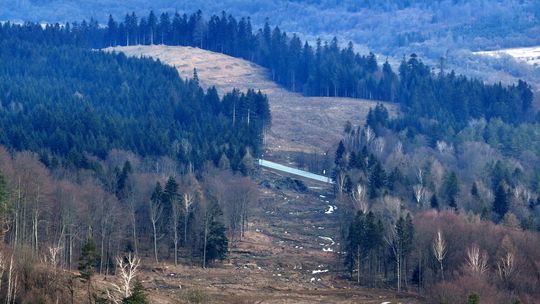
[395,54,534,140]
[0,37,270,171]
[1,12,535,137]
[103,11,386,99]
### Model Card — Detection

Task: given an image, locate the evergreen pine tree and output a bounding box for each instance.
[79,239,99,280]
[430,194,439,209]
[368,161,386,198]
[202,202,228,265]
[123,280,148,304]
[443,171,459,210]
[493,182,509,220]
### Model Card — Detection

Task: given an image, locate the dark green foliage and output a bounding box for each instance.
[78,239,99,281]
[1,13,535,152]
[116,161,132,200]
[345,211,384,276]
[123,280,148,304]
[0,34,270,171]
[162,177,179,221]
[471,182,480,198]
[493,183,509,220]
[0,170,9,233]
[397,214,414,258]
[397,55,533,133]
[430,194,439,209]
[442,171,459,210]
[366,103,389,134]
[467,293,480,304]
[0,170,8,215]
[335,140,346,166]
[202,202,228,264]
[368,161,386,198]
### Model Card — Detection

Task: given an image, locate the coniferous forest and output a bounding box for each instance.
[0,8,539,304]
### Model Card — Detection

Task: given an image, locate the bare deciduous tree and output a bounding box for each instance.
[107,253,141,303]
[413,184,426,207]
[351,184,368,213]
[385,225,402,292]
[149,194,163,263]
[433,229,447,281]
[183,192,195,247]
[497,251,515,281]
[465,244,488,275]
[335,170,347,196]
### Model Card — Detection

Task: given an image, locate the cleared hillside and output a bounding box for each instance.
[108,45,397,157]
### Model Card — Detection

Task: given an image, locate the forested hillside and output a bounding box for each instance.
[0,33,270,171]
[2,11,535,134]
[4,0,540,89]
[0,6,539,304]
[0,14,273,303]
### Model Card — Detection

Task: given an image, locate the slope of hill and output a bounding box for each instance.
[5,0,540,94]
[108,45,397,158]
[98,45,412,303]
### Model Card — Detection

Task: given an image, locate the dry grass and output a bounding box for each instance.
[107,45,398,158]
[92,170,421,303]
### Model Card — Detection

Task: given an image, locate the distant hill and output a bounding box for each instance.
[4,0,540,93]
[109,45,397,157]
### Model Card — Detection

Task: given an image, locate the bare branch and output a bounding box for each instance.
[433,230,447,280]
[466,244,489,274]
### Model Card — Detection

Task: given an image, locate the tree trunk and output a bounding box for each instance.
[397,254,401,293]
[203,215,208,269]
[184,213,189,247]
[174,225,178,266]
[152,220,158,263]
[131,207,138,256]
[356,246,361,284]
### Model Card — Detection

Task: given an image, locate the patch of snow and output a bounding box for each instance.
[325,205,337,214]
[312,269,329,274]
[318,236,335,245]
[323,248,334,252]
[310,277,316,283]
[319,194,326,198]
[475,46,540,66]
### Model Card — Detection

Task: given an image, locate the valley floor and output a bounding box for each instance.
[94,169,420,303]
[103,45,419,303]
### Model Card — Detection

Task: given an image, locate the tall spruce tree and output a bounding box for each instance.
[493,182,509,220]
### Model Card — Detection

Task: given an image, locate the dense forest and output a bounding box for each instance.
[330,99,540,302]
[0,33,270,171]
[0,16,272,302]
[1,11,536,132]
[0,6,539,304]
